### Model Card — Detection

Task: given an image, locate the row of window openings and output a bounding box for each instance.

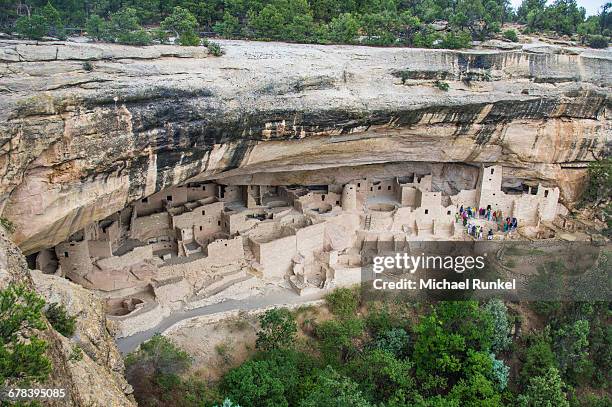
[199,221,222,231]
[142,190,209,204]
[421,210,452,215]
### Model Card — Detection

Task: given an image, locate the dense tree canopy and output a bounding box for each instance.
[124,292,612,407]
[3,0,609,48]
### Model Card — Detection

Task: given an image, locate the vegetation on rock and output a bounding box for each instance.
[126,290,611,406]
[0,217,15,234]
[255,308,297,351]
[125,333,217,406]
[503,28,518,41]
[44,302,76,338]
[0,284,52,388]
[582,157,611,237]
[3,1,610,48]
[161,6,201,46]
[434,80,450,91]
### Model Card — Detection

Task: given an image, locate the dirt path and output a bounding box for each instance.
[116,287,325,354]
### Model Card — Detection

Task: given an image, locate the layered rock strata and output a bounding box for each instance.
[0,39,609,253]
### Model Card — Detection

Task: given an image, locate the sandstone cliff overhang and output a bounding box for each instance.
[0,39,610,253]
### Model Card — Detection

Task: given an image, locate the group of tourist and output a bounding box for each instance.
[502,216,519,232]
[466,223,494,240]
[457,205,502,224]
[456,205,519,240]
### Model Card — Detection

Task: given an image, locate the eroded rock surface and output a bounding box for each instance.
[0,39,610,253]
[0,227,135,406]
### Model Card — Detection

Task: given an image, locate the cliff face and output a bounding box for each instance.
[0,228,135,406]
[0,39,610,253]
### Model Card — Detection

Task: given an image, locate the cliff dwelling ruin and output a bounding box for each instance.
[2,38,608,348]
[30,164,564,337]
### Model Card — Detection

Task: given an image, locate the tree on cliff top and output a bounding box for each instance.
[14,2,64,40]
[106,7,151,45]
[161,6,201,46]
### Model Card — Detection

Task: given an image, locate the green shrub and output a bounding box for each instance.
[299,366,371,407]
[45,303,76,337]
[69,345,83,361]
[223,362,286,406]
[441,31,472,49]
[206,41,224,56]
[582,158,611,205]
[85,14,106,40]
[82,61,94,71]
[326,13,361,44]
[325,287,360,319]
[125,333,191,376]
[365,304,402,335]
[517,368,569,407]
[574,394,612,407]
[117,28,151,45]
[372,328,410,358]
[489,353,509,390]
[256,308,297,351]
[215,341,234,365]
[520,333,557,387]
[433,80,450,91]
[106,7,151,45]
[124,334,200,406]
[213,12,242,38]
[345,349,414,404]
[151,28,169,44]
[14,14,49,39]
[588,312,612,388]
[315,318,364,366]
[483,299,512,354]
[178,31,200,46]
[587,35,609,49]
[0,217,15,233]
[503,29,518,42]
[552,319,590,383]
[161,6,201,46]
[0,284,52,386]
[41,2,65,39]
